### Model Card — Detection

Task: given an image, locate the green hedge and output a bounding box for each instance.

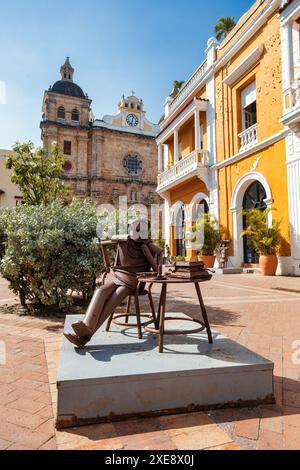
[0,199,103,309]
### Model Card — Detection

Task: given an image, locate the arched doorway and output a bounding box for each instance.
[242,181,267,264]
[175,204,186,257]
[231,172,272,268]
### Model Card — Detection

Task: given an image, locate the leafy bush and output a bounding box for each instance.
[240,208,282,256]
[186,214,222,256]
[0,199,103,309]
[0,208,9,260]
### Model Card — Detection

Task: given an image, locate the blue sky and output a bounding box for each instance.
[0,0,253,149]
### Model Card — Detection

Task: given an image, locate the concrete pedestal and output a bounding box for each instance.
[214,268,244,275]
[56,315,274,429]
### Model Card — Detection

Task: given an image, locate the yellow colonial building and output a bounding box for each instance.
[157,0,300,276]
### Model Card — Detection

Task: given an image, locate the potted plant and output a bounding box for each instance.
[186,214,222,268]
[240,208,282,276]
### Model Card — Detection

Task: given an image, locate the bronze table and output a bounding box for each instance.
[137,276,213,353]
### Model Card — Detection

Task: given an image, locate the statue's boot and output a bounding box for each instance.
[63,332,90,349]
[72,321,93,339]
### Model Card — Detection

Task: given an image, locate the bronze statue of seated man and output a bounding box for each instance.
[64,220,162,348]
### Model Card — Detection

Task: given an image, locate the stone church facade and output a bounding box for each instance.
[40,58,161,209]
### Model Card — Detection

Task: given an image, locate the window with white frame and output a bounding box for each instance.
[241,82,257,130]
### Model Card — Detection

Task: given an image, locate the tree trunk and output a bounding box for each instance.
[19,289,26,307]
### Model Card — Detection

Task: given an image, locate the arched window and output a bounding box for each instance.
[196,200,209,220]
[243,181,267,264]
[71,109,79,121]
[57,106,65,119]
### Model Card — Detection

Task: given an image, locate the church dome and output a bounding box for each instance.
[49,58,87,99]
[51,80,86,99]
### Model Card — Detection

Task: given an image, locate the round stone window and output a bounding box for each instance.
[123,154,144,176]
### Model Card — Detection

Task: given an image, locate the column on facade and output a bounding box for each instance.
[282,22,295,110]
[173,129,179,164]
[194,109,201,153]
[158,144,163,173]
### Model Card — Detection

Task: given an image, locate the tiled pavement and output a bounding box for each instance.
[0,274,300,450]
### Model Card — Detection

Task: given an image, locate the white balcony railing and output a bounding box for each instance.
[158,150,209,190]
[281,81,300,126]
[238,124,258,152]
[169,60,208,114]
[285,81,300,111]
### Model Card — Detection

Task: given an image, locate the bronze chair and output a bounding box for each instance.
[101,241,157,339]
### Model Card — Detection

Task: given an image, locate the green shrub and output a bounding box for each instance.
[0,208,9,260]
[186,214,222,256]
[240,208,282,256]
[0,199,103,309]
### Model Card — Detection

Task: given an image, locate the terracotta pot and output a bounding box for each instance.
[259,255,278,276]
[199,255,216,269]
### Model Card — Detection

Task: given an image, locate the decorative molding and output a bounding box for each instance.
[216,0,279,70]
[231,171,273,211]
[223,46,264,86]
[280,0,300,25]
[215,129,288,170]
[93,120,158,138]
[250,156,261,172]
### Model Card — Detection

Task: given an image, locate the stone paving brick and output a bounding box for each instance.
[0,438,12,450]
[114,417,162,437]
[123,432,178,451]
[283,425,300,450]
[0,420,53,449]
[205,442,242,450]
[257,429,285,450]
[283,391,300,408]
[166,426,232,451]
[283,407,300,428]
[37,405,55,420]
[7,443,33,450]
[260,415,283,434]
[158,412,232,450]
[12,378,47,391]
[1,275,300,450]
[232,435,257,451]
[7,397,47,415]
[73,437,124,451]
[39,437,57,450]
[235,418,260,441]
[5,388,45,403]
[56,422,116,448]
[158,412,214,434]
[36,419,55,435]
[6,408,48,430]
[0,393,19,406]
